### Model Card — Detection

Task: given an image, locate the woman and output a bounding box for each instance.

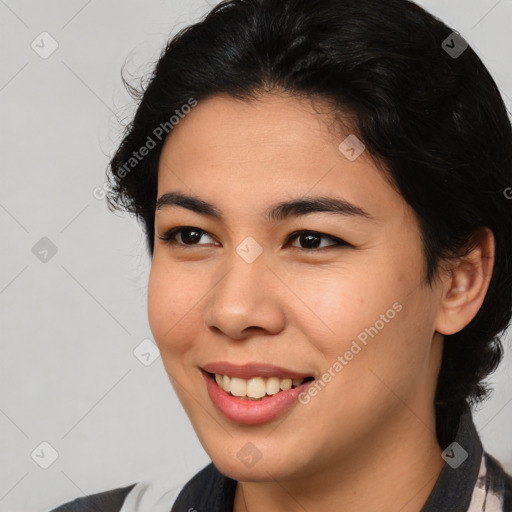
[50,0,512,510]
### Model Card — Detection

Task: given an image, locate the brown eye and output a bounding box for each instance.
[286,230,348,250]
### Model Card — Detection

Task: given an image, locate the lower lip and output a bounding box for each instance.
[202,371,313,425]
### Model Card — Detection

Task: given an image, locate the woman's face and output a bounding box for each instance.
[148,92,446,482]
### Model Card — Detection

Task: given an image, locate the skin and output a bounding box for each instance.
[148,91,495,512]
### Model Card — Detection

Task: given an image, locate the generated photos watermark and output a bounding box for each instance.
[298,301,403,404]
[93,98,198,200]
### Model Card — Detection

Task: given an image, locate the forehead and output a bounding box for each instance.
[156,92,408,225]
[161,92,346,165]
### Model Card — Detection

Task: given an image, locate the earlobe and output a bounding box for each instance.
[435,227,495,336]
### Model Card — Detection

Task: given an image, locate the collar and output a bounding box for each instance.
[421,403,483,511]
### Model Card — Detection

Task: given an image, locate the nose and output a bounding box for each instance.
[203,250,286,340]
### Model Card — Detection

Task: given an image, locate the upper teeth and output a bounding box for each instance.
[215,374,306,399]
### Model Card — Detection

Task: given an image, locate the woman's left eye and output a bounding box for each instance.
[285,230,348,250]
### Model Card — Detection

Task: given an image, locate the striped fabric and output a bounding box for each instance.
[468,452,512,511]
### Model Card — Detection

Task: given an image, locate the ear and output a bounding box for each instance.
[435,227,495,336]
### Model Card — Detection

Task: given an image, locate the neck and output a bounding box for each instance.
[233,406,445,512]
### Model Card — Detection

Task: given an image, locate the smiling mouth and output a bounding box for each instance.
[206,372,315,400]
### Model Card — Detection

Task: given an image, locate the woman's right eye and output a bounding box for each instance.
[158,226,218,247]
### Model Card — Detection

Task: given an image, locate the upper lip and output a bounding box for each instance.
[202,362,313,380]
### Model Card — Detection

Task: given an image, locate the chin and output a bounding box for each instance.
[212,456,290,482]
[207,441,308,483]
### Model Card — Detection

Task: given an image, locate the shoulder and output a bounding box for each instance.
[47,463,232,512]
[48,483,137,512]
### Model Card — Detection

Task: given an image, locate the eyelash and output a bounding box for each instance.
[158,226,349,251]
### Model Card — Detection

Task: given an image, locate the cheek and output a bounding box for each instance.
[147,260,202,356]
[288,263,402,358]
[295,255,430,397]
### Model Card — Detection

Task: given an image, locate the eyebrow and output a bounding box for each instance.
[155,192,375,223]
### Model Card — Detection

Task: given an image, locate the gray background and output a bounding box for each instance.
[0,1,511,510]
